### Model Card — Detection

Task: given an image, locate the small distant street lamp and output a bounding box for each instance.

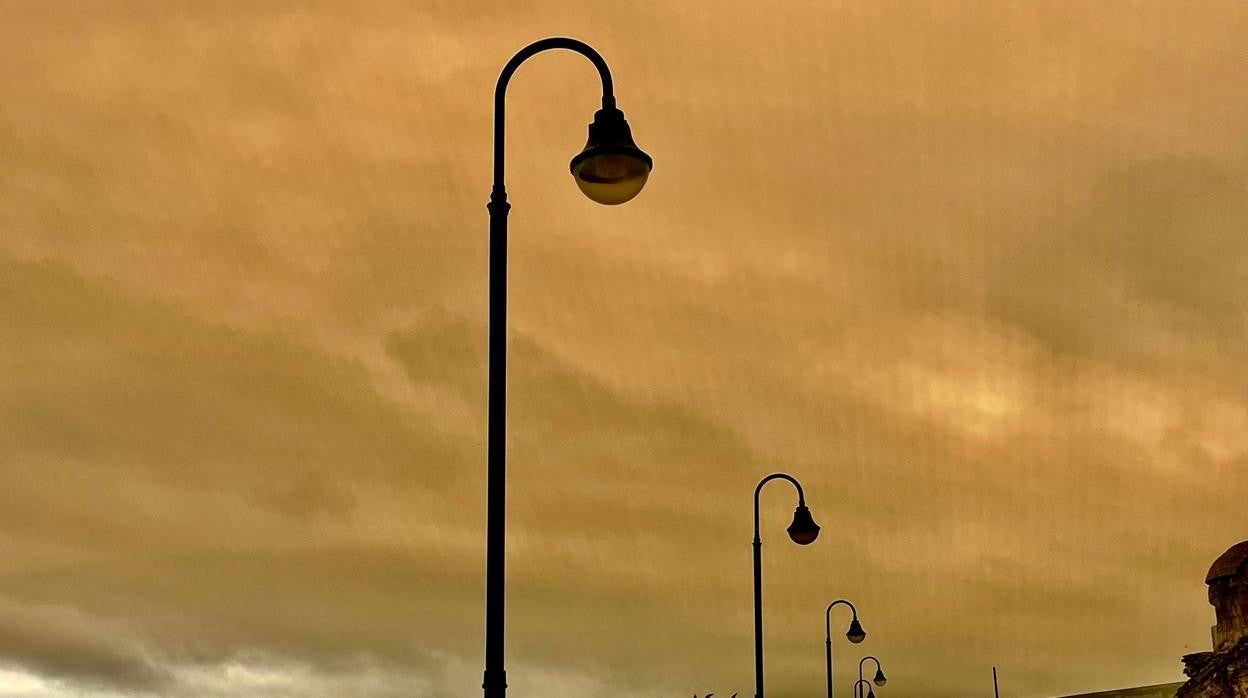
[824,599,866,698]
[753,473,821,698]
[853,678,877,698]
[482,37,652,698]
[859,655,887,688]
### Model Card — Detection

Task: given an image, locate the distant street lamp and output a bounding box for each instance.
[482,37,652,698]
[824,599,867,698]
[853,678,877,698]
[858,655,887,688]
[753,473,821,698]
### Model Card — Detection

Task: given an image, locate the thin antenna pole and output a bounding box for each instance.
[993,667,999,698]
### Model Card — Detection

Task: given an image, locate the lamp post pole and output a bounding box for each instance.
[824,599,867,698]
[753,473,821,698]
[484,37,651,698]
[853,678,874,698]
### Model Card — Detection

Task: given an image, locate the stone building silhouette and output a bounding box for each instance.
[1059,541,1248,698]
[1177,540,1248,698]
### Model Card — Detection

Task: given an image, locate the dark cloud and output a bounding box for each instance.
[0,601,167,691]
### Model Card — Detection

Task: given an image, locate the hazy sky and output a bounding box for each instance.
[2,2,1248,697]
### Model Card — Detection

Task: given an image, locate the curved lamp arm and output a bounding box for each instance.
[825,599,859,641]
[860,655,887,687]
[753,472,806,541]
[858,656,881,683]
[853,679,873,698]
[493,37,614,192]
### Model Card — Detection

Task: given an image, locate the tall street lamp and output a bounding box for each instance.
[824,599,867,698]
[858,655,887,689]
[483,37,652,698]
[753,473,821,698]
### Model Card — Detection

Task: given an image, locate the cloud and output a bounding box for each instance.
[0,257,773,695]
[0,257,482,689]
[0,601,167,692]
[1,3,1247,697]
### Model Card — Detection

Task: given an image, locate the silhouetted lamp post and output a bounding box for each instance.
[753,473,821,698]
[853,678,876,698]
[824,599,867,698]
[858,655,887,689]
[483,37,651,698]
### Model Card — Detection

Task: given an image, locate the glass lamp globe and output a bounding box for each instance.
[786,504,821,545]
[569,107,652,205]
[846,618,867,643]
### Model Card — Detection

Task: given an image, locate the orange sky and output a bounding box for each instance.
[2,2,1248,697]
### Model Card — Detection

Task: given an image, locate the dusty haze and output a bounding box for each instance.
[1,2,1247,697]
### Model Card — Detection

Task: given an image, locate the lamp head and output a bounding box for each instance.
[846,618,866,643]
[873,668,888,686]
[867,689,876,698]
[786,504,820,545]
[569,107,652,205]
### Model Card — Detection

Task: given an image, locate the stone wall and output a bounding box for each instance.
[1213,572,1248,653]
[1177,639,1248,698]
[1058,682,1184,698]
[1176,541,1248,698]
